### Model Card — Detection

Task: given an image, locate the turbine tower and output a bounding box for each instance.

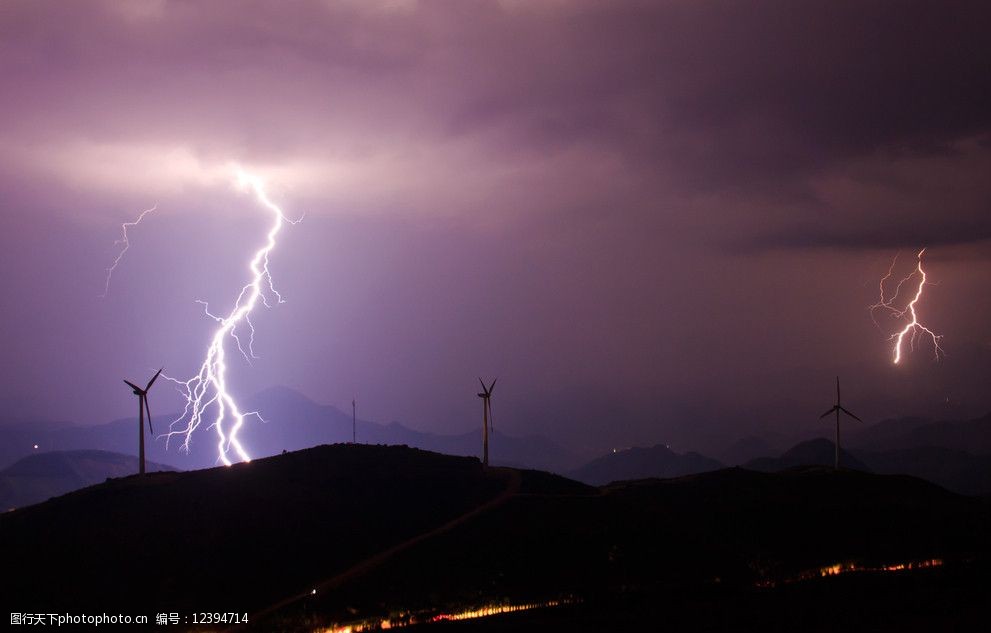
[819,376,862,469]
[477,378,496,467]
[123,368,162,476]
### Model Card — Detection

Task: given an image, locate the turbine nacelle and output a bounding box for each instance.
[819,405,862,422]
[818,376,862,422]
[478,378,497,399]
[123,367,162,397]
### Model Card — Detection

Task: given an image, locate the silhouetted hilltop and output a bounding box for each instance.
[745,438,871,472]
[0,444,521,614]
[0,449,174,511]
[244,386,580,473]
[568,444,723,485]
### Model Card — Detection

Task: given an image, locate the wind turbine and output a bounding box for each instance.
[477,378,496,467]
[352,396,357,444]
[819,376,862,469]
[123,368,162,476]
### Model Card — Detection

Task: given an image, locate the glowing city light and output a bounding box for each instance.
[162,167,301,465]
[869,248,944,364]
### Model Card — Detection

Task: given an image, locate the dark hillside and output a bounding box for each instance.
[2,446,987,633]
[0,444,511,615]
[267,465,989,631]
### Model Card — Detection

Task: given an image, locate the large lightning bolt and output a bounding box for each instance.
[100,205,157,298]
[869,248,944,364]
[163,168,301,465]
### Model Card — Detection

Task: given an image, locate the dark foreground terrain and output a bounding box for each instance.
[2,444,989,631]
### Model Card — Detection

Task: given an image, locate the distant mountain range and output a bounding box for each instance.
[0,386,580,474]
[2,389,989,501]
[568,444,723,486]
[854,446,991,497]
[562,412,991,495]
[0,450,174,511]
[851,412,991,454]
[741,437,991,497]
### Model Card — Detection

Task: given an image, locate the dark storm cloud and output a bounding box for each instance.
[652,1,991,163]
[730,132,991,251]
[433,2,991,179]
[5,2,989,161]
[429,1,991,251]
[747,220,991,253]
[2,1,991,457]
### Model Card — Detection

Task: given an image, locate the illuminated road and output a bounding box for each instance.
[317,598,578,632]
[227,467,523,632]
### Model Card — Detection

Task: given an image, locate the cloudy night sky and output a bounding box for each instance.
[1,0,990,459]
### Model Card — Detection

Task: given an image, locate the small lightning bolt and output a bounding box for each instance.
[101,205,157,298]
[869,248,944,365]
[163,167,301,465]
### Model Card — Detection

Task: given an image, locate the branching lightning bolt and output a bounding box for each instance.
[162,168,301,465]
[869,248,944,365]
[101,205,157,298]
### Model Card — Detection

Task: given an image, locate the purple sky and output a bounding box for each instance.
[2,1,991,457]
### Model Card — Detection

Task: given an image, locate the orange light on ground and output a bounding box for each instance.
[315,598,576,632]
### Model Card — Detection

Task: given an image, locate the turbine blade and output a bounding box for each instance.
[145,367,163,391]
[123,380,141,392]
[144,396,154,434]
[488,378,497,394]
[839,406,862,422]
[836,376,841,404]
[479,377,487,394]
[820,406,838,418]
